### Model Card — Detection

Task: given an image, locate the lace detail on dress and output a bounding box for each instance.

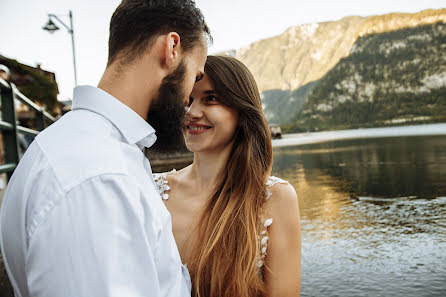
[153,169,176,200]
[265,176,288,200]
[153,172,288,270]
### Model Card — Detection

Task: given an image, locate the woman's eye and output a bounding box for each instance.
[207,96,218,103]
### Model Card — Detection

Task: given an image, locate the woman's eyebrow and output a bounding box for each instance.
[203,90,216,94]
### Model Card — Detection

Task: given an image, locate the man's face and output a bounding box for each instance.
[147,37,207,153]
[181,37,208,106]
[0,71,8,81]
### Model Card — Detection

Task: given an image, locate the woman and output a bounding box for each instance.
[154,56,301,297]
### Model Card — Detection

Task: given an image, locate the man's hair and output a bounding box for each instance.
[107,0,211,66]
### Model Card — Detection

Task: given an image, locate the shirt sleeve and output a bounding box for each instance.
[25,174,166,297]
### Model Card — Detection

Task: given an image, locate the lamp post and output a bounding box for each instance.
[42,10,78,86]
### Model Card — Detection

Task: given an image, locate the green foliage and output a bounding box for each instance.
[294,87,446,131]
[290,22,446,132]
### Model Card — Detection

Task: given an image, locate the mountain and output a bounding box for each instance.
[222,9,446,131]
[296,22,446,131]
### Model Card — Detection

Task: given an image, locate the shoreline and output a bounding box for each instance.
[272,123,446,148]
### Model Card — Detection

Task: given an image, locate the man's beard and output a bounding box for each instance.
[146,61,187,154]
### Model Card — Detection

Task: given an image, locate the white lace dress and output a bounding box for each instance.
[153,170,288,271]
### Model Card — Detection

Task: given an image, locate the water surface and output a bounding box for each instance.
[273,135,446,297]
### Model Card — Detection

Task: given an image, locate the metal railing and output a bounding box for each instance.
[0,77,56,180]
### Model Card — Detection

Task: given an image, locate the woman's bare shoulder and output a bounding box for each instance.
[266,178,299,222]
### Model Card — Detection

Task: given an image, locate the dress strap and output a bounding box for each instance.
[265,176,288,200]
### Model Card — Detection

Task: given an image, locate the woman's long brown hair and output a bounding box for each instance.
[188,56,273,297]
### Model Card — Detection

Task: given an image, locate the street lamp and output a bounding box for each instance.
[43,10,78,86]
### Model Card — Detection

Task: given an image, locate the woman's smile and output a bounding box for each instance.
[186,122,212,135]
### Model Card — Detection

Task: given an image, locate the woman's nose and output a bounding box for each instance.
[185,100,203,119]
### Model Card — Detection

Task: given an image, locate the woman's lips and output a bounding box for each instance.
[186,123,212,135]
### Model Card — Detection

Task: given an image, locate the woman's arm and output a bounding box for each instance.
[264,183,301,297]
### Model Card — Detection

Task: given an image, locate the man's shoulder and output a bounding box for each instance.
[35,110,130,191]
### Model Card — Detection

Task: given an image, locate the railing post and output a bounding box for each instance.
[35,110,45,131]
[1,84,20,181]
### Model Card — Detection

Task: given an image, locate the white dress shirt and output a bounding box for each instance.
[0,85,191,297]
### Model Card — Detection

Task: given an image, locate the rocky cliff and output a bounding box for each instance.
[222,9,446,130]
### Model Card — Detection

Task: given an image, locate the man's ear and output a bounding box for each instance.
[162,32,181,70]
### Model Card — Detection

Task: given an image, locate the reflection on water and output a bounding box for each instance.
[273,135,446,297]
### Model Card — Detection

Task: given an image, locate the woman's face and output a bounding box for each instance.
[184,74,239,153]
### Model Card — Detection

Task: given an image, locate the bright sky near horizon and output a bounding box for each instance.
[0,0,444,100]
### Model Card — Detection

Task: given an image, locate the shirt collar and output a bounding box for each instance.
[71,85,157,149]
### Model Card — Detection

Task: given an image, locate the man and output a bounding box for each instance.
[0,0,211,296]
[0,65,10,81]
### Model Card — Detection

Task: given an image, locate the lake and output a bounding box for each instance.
[272,132,446,297]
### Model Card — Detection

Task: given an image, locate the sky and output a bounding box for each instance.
[0,0,444,100]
